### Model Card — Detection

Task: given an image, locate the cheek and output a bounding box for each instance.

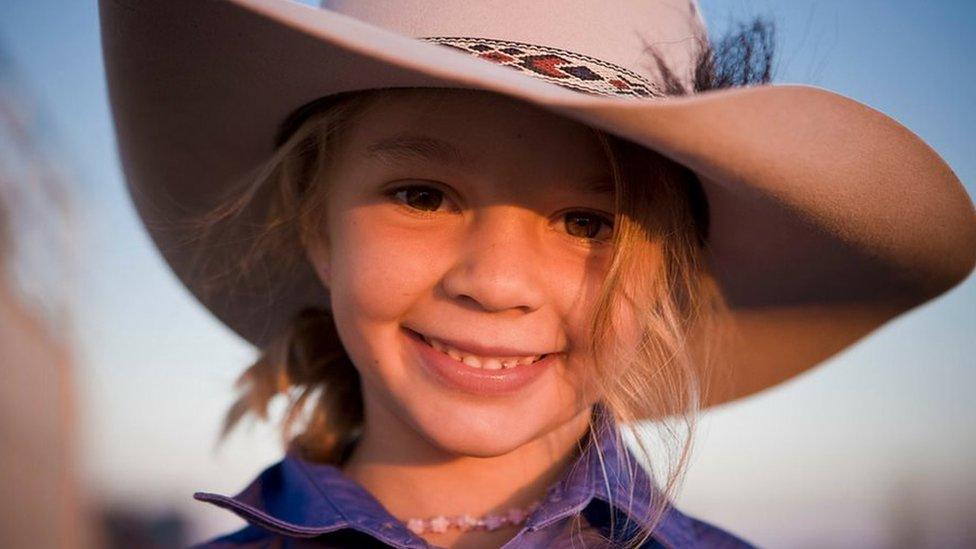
[535,249,613,401]
[327,204,445,323]
[549,248,612,342]
[323,204,444,398]
[553,244,653,390]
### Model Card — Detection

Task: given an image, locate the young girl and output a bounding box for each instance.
[100,0,976,547]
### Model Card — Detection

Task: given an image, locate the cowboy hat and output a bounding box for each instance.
[100,0,976,408]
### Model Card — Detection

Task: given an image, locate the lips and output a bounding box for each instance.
[403,327,556,396]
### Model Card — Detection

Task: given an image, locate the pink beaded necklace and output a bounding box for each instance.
[403,500,542,535]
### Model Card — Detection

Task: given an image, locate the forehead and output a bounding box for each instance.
[338,89,612,191]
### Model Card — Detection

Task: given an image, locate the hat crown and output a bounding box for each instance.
[318,0,707,93]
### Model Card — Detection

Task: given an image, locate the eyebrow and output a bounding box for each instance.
[578,176,614,196]
[364,134,472,167]
[364,133,614,196]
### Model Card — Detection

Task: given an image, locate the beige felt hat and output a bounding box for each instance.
[100,0,976,407]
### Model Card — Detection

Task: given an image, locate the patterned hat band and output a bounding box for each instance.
[419,37,666,99]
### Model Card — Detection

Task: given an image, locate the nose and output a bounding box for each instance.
[440,206,546,314]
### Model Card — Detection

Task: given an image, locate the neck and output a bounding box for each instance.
[341,396,593,522]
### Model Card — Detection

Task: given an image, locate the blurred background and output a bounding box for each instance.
[0,1,973,547]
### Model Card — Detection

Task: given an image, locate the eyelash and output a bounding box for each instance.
[559,209,615,244]
[385,183,459,215]
[384,183,615,244]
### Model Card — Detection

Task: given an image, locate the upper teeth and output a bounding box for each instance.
[423,336,542,369]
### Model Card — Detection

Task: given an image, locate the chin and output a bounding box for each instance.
[409,401,553,457]
[396,382,594,459]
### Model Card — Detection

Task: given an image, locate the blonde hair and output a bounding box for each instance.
[577,130,729,545]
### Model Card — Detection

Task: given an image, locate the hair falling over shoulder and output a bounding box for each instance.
[199,91,378,465]
[199,15,775,548]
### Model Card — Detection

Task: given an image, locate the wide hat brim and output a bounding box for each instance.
[100,0,976,409]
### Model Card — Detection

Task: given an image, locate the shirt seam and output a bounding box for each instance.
[291,458,353,523]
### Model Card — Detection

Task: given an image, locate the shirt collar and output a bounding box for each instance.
[525,403,699,547]
[195,453,422,547]
[195,403,698,548]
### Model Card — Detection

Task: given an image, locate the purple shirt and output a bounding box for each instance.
[193,405,754,548]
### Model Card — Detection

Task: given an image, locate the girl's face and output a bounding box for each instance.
[308,89,620,457]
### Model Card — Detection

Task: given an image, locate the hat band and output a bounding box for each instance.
[420,37,665,99]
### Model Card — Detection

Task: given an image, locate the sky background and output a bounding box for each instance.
[1,1,974,547]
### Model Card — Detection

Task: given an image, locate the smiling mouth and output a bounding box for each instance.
[406,329,549,370]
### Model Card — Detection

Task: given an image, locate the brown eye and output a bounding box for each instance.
[564,211,613,241]
[392,185,445,212]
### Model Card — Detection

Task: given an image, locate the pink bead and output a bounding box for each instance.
[484,514,506,531]
[429,515,450,533]
[406,518,427,535]
[506,508,526,524]
[453,514,479,532]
